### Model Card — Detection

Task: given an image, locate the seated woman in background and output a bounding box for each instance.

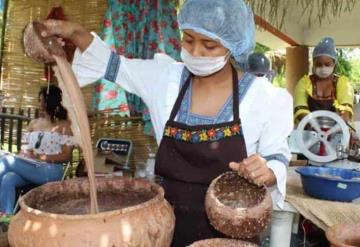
[0,85,75,214]
[294,37,354,124]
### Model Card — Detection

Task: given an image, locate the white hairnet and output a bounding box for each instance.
[313,37,337,61]
[178,0,255,69]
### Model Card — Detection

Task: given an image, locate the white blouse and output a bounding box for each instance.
[24,131,76,155]
[72,33,294,209]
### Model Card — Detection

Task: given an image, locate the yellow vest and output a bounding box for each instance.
[294,75,354,123]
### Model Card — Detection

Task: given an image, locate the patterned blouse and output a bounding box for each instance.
[23,131,76,155]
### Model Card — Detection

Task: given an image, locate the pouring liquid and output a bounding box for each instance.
[53,56,99,214]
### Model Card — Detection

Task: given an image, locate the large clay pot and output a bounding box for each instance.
[205,172,272,239]
[326,223,360,247]
[8,177,175,247]
[189,238,258,247]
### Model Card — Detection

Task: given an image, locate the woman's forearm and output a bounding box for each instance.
[70,24,94,52]
[37,152,71,163]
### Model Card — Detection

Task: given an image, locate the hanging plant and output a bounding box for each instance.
[246,0,357,29]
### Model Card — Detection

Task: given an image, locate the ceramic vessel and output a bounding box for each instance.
[8,177,175,247]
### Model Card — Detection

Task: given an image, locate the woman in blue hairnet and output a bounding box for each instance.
[41,0,292,245]
[294,37,354,124]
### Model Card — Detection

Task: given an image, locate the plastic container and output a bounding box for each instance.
[296,166,360,202]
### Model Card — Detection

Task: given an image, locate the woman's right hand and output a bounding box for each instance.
[41,20,78,39]
[41,20,93,52]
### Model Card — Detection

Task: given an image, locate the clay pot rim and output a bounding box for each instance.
[19,177,165,220]
[189,238,259,247]
[325,223,360,246]
[206,171,272,218]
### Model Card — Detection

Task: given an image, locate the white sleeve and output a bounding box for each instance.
[258,88,294,209]
[72,32,177,102]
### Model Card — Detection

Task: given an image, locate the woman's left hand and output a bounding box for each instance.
[229,154,276,187]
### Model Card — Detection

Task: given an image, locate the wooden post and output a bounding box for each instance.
[0,107,6,148]
[8,107,14,152]
[16,108,24,153]
[286,46,309,95]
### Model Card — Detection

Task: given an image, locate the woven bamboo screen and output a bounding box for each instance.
[0,0,107,109]
[0,1,158,164]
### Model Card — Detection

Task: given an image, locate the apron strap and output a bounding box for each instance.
[169,71,193,121]
[169,66,240,122]
[232,66,240,120]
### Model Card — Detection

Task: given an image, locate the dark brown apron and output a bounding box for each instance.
[155,67,251,246]
[307,74,337,112]
[308,75,337,155]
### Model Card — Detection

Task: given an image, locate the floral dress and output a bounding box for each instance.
[93,0,181,134]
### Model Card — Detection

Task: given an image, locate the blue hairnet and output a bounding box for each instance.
[313,37,337,61]
[178,0,255,68]
[247,53,270,74]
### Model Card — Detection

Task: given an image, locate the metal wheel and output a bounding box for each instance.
[296,110,350,163]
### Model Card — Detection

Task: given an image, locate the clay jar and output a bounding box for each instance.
[189,238,258,247]
[23,21,65,63]
[205,172,272,239]
[326,223,360,247]
[8,177,175,247]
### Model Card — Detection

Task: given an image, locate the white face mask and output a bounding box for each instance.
[180,48,230,76]
[315,66,334,78]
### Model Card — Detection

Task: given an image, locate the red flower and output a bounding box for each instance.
[104,19,112,28]
[149,42,158,50]
[127,13,135,23]
[185,131,192,140]
[126,32,132,41]
[171,21,179,29]
[170,128,178,137]
[151,20,159,32]
[105,90,118,100]
[231,124,241,133]
[119,104,129,112]
[168,38,181,50]
[117,46,125,54]
[96,84,104,93]
[139,10,144,20]
[114,27,120,33]
[207,129,216,138]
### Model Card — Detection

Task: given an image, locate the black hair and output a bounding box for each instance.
[39,85,68,122]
